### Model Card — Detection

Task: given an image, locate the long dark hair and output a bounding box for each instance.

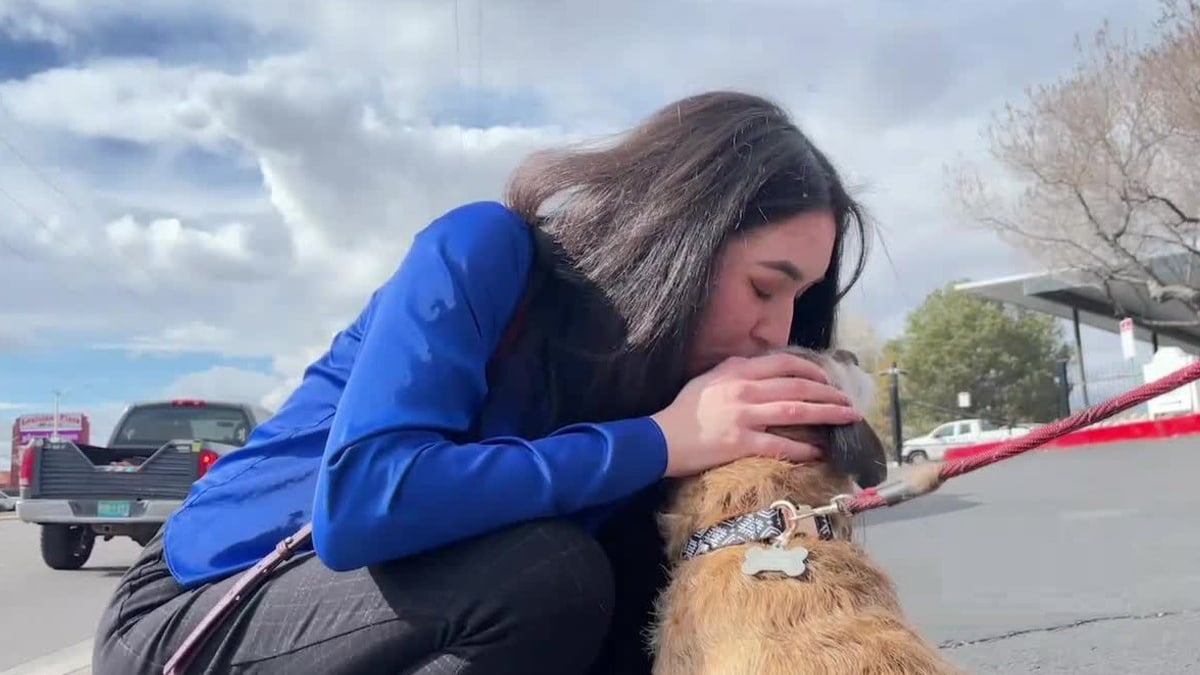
[503,90,870,431]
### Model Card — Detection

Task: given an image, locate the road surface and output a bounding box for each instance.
[864,437,1200,673]
[1,437,1198,673]
[0,515,141,672]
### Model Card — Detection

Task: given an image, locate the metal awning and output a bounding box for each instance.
[955,253,1200,352]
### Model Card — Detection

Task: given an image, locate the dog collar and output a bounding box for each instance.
[680,502,836,560]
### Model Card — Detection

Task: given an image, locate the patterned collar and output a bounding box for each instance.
[680,501,837,560]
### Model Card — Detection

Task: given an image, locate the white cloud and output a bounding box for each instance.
[160,365,284,406]
[0,1,73,46]
[1,59,224,147]
[96,322,241,356]
[0,0,1169,404]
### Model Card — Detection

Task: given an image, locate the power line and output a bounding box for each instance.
[0,183,43,263]
[0,177,148,302]
[0,91,91,219]
[0,94,152,302]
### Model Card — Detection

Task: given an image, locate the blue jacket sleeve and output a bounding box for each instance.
[310,201,669,571]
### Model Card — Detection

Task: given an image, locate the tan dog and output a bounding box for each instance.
[649,347,961,675]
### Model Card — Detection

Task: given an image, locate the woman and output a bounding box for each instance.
[93,90,871,675]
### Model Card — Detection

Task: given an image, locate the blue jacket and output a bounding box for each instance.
[162,201,670,588]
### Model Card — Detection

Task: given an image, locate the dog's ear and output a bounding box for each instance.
[827,419,889,489]
[829,348,860,367]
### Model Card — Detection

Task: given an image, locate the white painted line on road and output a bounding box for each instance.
[0,639,92,675]
[1059,508,1140,522]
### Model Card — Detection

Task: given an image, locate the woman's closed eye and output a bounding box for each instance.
[751,278,812,302]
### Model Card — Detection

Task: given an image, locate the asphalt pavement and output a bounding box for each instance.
[0,514,141,673]
[0,436,1198,673]
[863,436,1200,673]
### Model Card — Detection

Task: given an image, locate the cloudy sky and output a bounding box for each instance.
[0,0,1170,448]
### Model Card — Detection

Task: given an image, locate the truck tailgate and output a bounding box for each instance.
[27,441,201,500]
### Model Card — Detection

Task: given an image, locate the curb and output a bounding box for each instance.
[0,639,91,675]
[945,411,1200,462]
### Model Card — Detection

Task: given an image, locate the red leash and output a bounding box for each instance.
[842,358,1200,515]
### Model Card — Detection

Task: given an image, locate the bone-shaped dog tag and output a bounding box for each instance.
[741,544,809,578]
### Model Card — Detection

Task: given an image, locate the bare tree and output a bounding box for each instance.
[834,309,884,367]
[949,0,1200,324]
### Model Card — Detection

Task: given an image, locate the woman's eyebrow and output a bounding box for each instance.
[758,259,803,281]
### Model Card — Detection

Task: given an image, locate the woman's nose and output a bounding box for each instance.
[753,307,793,348]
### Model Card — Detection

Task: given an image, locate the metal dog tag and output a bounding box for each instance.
[741,544,810,578]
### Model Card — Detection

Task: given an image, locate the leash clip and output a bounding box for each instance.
[770,494,852,547]
[811,493,854,517]
[769,500,819,547]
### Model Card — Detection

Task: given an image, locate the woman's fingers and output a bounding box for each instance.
[744,431,825,463]
[657,349,870,477]
[740,376,853,407]
[741,400,862,429]
[717,352,831,385]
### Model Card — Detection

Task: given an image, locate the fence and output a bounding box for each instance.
[871,353,1172,463]
[1063,356,1153,422]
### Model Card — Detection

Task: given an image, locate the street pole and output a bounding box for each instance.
[880,362,907,465]
[1055,358,1072,419]
[51,389,63,442]
[49,384,90,444]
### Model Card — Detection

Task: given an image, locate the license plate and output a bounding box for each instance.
[97,501,131,518]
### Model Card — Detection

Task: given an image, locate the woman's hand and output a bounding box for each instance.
[651,351,863,478]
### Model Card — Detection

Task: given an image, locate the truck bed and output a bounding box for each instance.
[25,440,202,501]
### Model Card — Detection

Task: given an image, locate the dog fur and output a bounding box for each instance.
[649,347,961,675]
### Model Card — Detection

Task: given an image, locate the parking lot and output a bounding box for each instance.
[866,437,1200,673]
[1,437,1198,673]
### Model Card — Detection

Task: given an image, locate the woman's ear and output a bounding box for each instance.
[826,419,889,488]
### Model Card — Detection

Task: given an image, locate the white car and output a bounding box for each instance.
[901,418,1033,462]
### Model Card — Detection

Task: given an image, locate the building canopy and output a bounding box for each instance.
[955,253,1200,353]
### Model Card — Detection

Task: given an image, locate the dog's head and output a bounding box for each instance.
[767,346,889,490]
[657,346,890,559]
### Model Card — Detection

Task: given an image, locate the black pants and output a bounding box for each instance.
[92,486,669,675]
